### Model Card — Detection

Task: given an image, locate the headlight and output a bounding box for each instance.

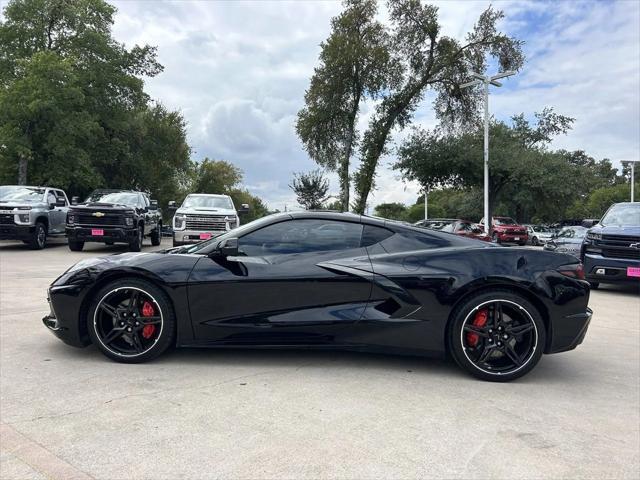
[587,232,602,241]
[173,215,185,230]
[125,217,133,226]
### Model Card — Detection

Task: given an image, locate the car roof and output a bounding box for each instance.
[186,193,230,198]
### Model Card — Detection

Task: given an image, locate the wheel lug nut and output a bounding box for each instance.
[489,329,493,333]
[497,341,502,346]
[488,338,493,343]
[127,327,132,332]
[135,322,139,326]
[503,334,508,339]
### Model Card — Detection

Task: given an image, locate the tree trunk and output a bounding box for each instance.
[17,154,28,185]
[339,156,350,212]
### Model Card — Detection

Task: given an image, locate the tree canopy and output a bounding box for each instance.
[289,169,332,210]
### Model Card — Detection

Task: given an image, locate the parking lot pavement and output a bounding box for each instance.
[0,240,638,480]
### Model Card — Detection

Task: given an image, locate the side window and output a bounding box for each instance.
[361,225,394,247]
[142,194,150,207]
[46,191,57,205]
[55,190,67,206]
[240,219,363,256]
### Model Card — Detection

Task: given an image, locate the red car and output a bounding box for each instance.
[480,216,528,245]
[441,220,492,242]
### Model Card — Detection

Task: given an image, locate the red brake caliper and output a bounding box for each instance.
[466,308,488,347]
[141,301,156,339]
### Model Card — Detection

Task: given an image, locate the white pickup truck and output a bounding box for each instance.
[170,194,248,247]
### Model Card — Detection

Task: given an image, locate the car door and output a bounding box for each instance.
[52,190,68,233]
[187,217,374,345]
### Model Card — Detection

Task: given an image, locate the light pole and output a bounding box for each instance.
[424,185,429,220]
[622,160,639,202]
[460,70,516,234]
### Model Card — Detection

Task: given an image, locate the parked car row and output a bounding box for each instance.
[0,185,249,252]
[414,216,528,245]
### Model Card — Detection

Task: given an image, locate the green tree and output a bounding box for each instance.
[351,1,524,213]
[0,0,173,191]
[394,109,600,223]
[289,169,331,210]
[296,0,395,211]
[186,158,243,197]
[373,202,408,220]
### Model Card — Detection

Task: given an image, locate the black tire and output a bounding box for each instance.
[589,282,600,289]
[28,222,47,250]
[151,223,161,246]
[448,290,546,382]
[105,240,114,246]
[129,224,143,252]
[172,237,182,248]
[492,232,500,244]
[87,278,175,363]
[532,236,539,246]
[518,241,527,246]
[68,240,84,251]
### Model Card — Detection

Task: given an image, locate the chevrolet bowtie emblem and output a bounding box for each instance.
[92,212,105,217]
[631,243,640,249]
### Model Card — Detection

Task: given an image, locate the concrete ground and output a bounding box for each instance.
[0,238,638,480]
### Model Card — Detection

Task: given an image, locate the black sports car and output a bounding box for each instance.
[43,212,592,381]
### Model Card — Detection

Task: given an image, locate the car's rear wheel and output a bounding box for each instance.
[449,290,545,382]
[532,236,539,246]
[28,222,47,250]
[87,279,175,363]
[492,232,500,244]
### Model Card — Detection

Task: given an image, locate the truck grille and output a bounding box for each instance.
[602,248,640,260]
[0,214,14,225]
[601,234,640,244]
[76,214,124,226]
[185,215,227,231]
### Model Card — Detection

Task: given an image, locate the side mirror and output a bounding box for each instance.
[149,199,158,210]
[238,203,250,214]
[217,238,239,257]
[168,200,177,211]
[71,196,79,205]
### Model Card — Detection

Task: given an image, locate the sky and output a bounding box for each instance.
[7,0,639,211]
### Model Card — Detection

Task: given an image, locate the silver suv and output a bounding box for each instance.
[170,194,248,247]
[0,185,69,249]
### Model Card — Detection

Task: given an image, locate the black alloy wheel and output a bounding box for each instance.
[88,279,175,363]
[28,222,47,250]
[129,225,143,252]
[449,291,545,382]
[151,223,162,246]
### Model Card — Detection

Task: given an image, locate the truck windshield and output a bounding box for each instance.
[0,186,45,202]
[85,191,139,205]
[182,195,233,209]
[495,218,516,225]
[601,203,640,227]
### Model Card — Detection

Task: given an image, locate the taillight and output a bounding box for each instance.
[558,263,585,280]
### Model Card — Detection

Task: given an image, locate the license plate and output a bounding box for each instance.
[91,229,104,236]
[627,267,640,278]
[514,237,520,241]
[199,233,212,240]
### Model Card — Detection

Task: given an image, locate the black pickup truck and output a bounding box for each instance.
[66,189,162,252]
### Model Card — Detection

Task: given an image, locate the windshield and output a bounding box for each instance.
[182,195,234,210]
[534,226,551,233]
[85,191,139,206]
[558,227,587,239]
[180,214,282,254]
[0,186,45,202]
[494,217,516,225]
[601,203,640,227]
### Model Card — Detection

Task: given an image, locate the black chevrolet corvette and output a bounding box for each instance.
[43,212,592,381]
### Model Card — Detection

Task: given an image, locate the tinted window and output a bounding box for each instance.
[54,190,67,206]
[601,203,640,227]
[85,191,140,206]
[240,219,363,256]
[361,225,394,247]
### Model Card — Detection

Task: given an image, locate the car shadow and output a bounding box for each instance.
[593,283,640,296]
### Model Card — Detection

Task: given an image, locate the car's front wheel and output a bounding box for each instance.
[28,222,47,250]
[150,223,162,246]
[129,225,143,252]
[532,236,539,246]
[87,278,175,363]
[449,290,545,382]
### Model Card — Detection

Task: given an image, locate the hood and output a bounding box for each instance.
[176,206,237,216]
[70,203,134,213]
[589,224,640,236]
[0,201,45,210]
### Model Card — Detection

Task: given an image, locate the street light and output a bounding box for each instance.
[460,70,516,234]
[621,160,639,202]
